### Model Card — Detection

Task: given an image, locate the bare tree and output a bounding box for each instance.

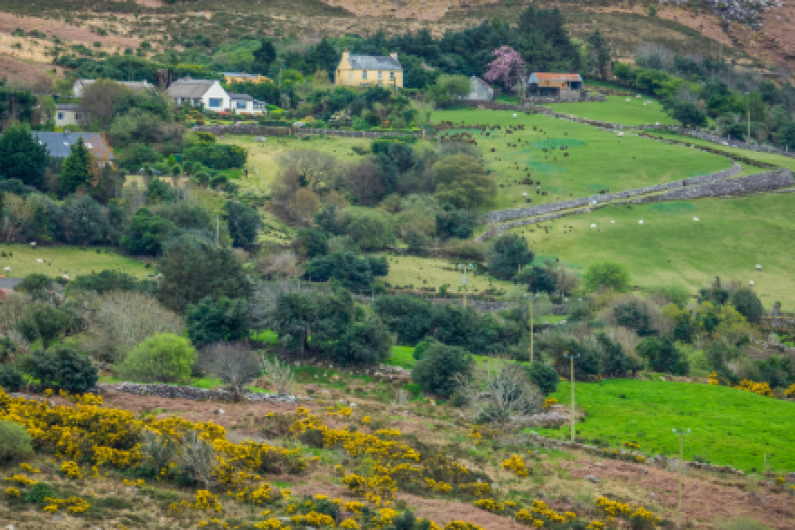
[288,188,320,222]
[455,363,543,426]
[176,431,218,488]
[0,292,31,335]
[247,280,304,331]
[256,251,301,280]
[342,160,385,206]
[199,342,260,400]
[259,355,295,396]
[277,149,341,191]
[81,292,184,363]
[78,79,133,129]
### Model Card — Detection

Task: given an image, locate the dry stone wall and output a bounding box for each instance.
[193,124,420,138]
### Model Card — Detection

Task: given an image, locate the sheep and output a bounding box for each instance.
[2,267,9,273]
[749,280,755,285]
[29,242,36,247]
[638,220,644,225]
[617,132,624,137]
[591,224,597,228]
[611,220,615,224]
[36,258,44,263]
[512,113,518,118]
[693,217,699,221]
[62,275,70,280]
[755,264,763,270]
[626,98,631,102]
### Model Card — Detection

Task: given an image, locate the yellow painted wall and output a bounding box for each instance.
[224,74,273,85]
[335,55,403,88]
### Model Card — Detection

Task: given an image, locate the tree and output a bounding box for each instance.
[412,340,473,397]
[596,332,641,377]
[303,250,388,292]
[80,291,184,363]
[583,261,631,292]
[199,342,259,400]
[0,126,49,189]
[185,296,249,349]
[342,159,386,206]
[428,75,472,106]
[59,194,107,245]
[333,313,393,366]
[15,303,73,349]
[525,362,559,395]
[335,207,395,249]
[514,266,555,293]
[224,200,262,249]
[23,346,98,393]
[59,137,94,197]
[456,363,542,424]
[271,288,355,357]
[253,40,277,73]
[489,234,534,280]
[158,233,251,313]
[484,46,526,92]
[435,203,476,240]
[118,333,197,383]
[612,299,658,336]
[637,336,689,375]
[586,29,611,80]
[433,154,496,209]
[373,294,433,346]
[120,208,176,256]
[730,288,764,324]
[667,100,708,128]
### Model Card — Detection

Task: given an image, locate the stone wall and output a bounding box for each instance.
[192,124,420,138]
[481,163,742,225]
[98,382,306,402]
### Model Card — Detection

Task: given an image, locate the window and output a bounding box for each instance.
[208,98,222,108]
[236,101,247,110]
[75,114,82,120]
[378,71,382,80]
[362,70,367,79]
[57,112,64,120]
[390,71,395,80]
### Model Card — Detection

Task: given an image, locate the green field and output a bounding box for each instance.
[376,253,513,295]
[0,244,152,280]
[536,379,795,473]
[545,95,677,126]
[431,109,732,211]
[510,193,795,309]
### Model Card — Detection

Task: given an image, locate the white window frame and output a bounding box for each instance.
[208,98,222,109]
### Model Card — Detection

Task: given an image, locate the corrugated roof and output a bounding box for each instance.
[347,55,402,71]
[31,132,114,161]
[530,73,582,82]
[166,78,216,99]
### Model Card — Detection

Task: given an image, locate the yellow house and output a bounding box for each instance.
[223,72,273,85]
[335,50,403,89]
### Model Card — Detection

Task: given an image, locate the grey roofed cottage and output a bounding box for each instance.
[31,132,114,169]
[73,79,154,98]
[166,77,231,111]
[346,55,402,71]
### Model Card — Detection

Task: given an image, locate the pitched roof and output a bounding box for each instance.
[529,73,582,82]
[31,132,114,161]
[223,72,261,78]
[79,79,153,92]
[471,76,489,86]
[347,55,402,71]
[56,104,81,111]
[229,93,254,101]
[166,78,216,99]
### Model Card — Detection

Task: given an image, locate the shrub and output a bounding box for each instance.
[412,341,473,397]
[117,333,197,383]
[526,362,559,395]
[24,481,55,503]
[637,336,689,375]
[612,300,657,337]
[186,296,248,349]
[0,364,24,392]
[731,288,764,324]
[22,346,98,393]
[15,303,73,349]
[199,342,259,398]
[333,314,393,366]
[583,261,631,293]
[374,295,433,346]
[488,234,534,280]
[0,420,33,464]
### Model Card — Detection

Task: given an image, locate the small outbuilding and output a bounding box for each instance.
[467,76,494,101]
[528,73,583,101]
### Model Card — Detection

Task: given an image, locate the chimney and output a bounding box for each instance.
[390,52,398,61]
[341,49,350,63]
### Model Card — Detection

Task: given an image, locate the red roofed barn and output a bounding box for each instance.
[528,73,583,101]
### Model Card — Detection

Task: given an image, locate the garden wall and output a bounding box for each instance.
[480,163,742,225]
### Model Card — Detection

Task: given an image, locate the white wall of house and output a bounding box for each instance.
[230,99,268,115]
[56,110,83,127]
[201,82,230,111]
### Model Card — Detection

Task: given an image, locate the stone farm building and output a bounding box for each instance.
[528,73,583,101]
[335,50,403,89]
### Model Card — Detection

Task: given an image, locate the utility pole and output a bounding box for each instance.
[459,263,474,308]
[672,428,691,528]
[745,91,751,146]
[563,352,580,443]
[216,215,219,247]
[524,293,538,363]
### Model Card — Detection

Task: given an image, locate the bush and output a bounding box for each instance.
[731,288,764,324]
[24,481,55,503]
[488,234,534,280]
[117,333,197,383]
[185,296,248,349]
[583,261,631,293]
[637,336,689,375]
[526,362,559,395]
[0,364,24,392]
[412,341,473,397]
[332,314,393,366]
[15,303,73,349]
[0,420,33,464]
[373,295,433,346]
[23,346,98,393]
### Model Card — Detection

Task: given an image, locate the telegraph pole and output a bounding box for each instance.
[672,428,691,528]
[563,352,580,442]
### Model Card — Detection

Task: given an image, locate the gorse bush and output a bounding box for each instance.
[0,420,33,464]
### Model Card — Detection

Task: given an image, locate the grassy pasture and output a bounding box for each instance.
[431,109,733,211]
[0,244,151,280]
[545,95,677,126]
[537,378,795,473]
[509,193,795,309]
[375,253,513,295]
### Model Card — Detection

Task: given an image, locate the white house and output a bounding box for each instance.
[229,93,267,115]
[166,78,230,111]
[55,104,84,127]
[73,79,154,98]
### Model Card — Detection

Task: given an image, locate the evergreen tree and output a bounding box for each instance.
[0,125,49,188]
[253,40,277,73]
[587,29,611,80]
[59,137,93,197]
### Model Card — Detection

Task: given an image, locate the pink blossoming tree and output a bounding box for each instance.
[484,46,528,97]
